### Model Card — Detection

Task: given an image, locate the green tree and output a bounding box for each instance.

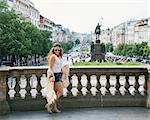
[105,43,113,52]
[143,45,150,58]
[136,42,147,56]
[0,0,8,13]
[75,39,80,45]
[126,44,134,56]
[21,22,52,65]
[0,11,25,61]
[114,42,149,58]
[22,21,42,63]
[0,9,52,65]
[40,30,52,57]
[131,44,137,56]
[114,44,124,55]
[61,41,74,53]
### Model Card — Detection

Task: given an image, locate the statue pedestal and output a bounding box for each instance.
[91,40,105,62]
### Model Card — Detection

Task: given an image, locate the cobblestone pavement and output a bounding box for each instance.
[0,107,150,120]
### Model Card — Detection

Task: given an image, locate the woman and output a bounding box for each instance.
[45,43,64,113]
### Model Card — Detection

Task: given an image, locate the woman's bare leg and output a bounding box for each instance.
[54,82,63,99]
[50,81,63,113]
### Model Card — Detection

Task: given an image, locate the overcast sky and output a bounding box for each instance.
[31,0,149,33]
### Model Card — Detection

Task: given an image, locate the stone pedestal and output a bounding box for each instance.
[0,70,10,115]
[91,40,105,62]
[0,101,10,115]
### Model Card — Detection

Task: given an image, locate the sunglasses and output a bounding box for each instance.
[54,49,61,52]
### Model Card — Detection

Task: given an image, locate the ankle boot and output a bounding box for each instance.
[51,101,61,113]
[45,104,53,113]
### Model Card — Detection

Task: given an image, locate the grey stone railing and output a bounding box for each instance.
[0,66,150,115]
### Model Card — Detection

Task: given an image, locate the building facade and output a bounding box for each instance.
[100,28,112,44]
[7,0,40,27]
[52,24,76,42]
[39,15,54,32]
[101,18,150,48]
[134,19,148,44]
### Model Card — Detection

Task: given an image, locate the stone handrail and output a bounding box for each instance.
[0,66,150,115]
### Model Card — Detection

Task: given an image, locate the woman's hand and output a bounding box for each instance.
[62,65,69,74]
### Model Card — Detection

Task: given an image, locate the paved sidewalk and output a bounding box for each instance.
[0,107,150,120]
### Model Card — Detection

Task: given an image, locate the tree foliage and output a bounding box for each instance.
[105,43,113,52]
[75,39,80,45]
[0,0,8,13]
[60,41,74,53]
[113,42,150,58]
[0,6,52,65]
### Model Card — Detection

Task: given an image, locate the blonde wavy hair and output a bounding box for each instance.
[47,43,63,64]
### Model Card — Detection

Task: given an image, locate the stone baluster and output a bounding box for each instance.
[30,74,38,98]
[7,77,16,99]
[14,71,21,98]
[0,70,10,115]
[109,75,117,95]
[71,74,79,96]
[80,74,88,96]
[90,75,97,96]
[138,75,146,96]
[128,76,136,95]
[99,75,107,95]
[40,74,47,97]
[19,75,27,99]
[119,76,126,95]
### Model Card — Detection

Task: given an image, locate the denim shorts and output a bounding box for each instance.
[54,72,62,82]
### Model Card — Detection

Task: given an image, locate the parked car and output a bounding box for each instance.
[1,61,14,67]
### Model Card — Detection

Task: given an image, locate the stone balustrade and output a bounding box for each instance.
[0,66,150,115]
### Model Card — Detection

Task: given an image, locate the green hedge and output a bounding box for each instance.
[73,61,143,66]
